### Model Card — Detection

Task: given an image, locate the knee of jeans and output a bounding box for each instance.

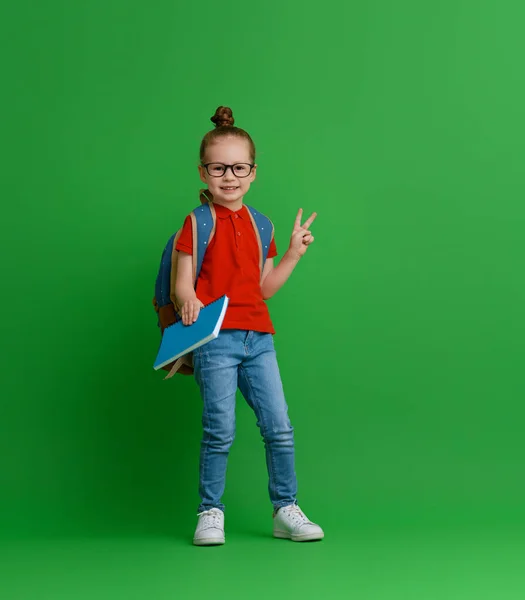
[262,416,294,442]
[206,422,236,447]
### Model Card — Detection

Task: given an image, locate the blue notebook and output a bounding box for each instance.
[153,295,230,371]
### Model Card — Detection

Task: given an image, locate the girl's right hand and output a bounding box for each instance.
[181,299,204,326]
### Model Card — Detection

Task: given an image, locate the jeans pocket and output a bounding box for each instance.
[257,331,274,351]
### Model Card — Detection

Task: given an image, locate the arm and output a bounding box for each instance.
[175,252,204,325]
[261,254,299,299]
[260,209,317,300]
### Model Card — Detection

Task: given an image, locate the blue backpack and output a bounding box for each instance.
[153,189,274,377]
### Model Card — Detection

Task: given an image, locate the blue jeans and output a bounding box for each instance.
[193,330,297,513]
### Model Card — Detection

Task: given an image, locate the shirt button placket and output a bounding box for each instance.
[232,216,241,248]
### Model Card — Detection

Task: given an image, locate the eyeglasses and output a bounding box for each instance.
[201,163,254,178]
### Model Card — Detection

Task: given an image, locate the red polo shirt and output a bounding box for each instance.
[176,203,278,334]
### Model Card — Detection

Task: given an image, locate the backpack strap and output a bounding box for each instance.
[246,205,274,275]
[164,355,192,380]
[166,197,217,314]
[190,201,217,284]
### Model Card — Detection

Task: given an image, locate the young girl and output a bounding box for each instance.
[175,106,324,545]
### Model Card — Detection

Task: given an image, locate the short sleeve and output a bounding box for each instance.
[175,215,193,255]
[267,235,277,259]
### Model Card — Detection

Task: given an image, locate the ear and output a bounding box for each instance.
[198,165,208,184]
[250,163,257,183]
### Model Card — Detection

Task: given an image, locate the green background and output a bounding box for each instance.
[2,0,525,598]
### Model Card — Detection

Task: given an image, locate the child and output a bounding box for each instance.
[175,106,324,545]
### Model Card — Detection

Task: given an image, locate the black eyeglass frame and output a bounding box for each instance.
[201,162,255,178]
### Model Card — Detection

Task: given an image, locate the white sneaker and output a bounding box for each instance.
[273,504,324,542]
[193,508,225,546]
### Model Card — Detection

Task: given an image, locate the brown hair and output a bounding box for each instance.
[199,106,256,163]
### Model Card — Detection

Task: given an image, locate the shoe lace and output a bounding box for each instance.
[286,505,311,526]
[198,509,222,529]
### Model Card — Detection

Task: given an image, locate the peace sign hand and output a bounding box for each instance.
[288,208,317,260]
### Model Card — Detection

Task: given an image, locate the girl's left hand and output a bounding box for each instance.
[288,209,317,259]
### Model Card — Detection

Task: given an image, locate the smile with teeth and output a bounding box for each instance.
[221,186,238,190]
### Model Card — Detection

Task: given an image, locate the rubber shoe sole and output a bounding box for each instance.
[193,536,225,546]
[273,529,324,542]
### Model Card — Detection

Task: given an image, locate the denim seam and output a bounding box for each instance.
[198,359,212,511]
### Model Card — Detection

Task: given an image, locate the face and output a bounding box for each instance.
[199,136,257,210]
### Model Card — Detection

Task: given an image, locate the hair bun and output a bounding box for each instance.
[211,106,235,128]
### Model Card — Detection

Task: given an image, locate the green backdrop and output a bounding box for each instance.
[2,0,525,588]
